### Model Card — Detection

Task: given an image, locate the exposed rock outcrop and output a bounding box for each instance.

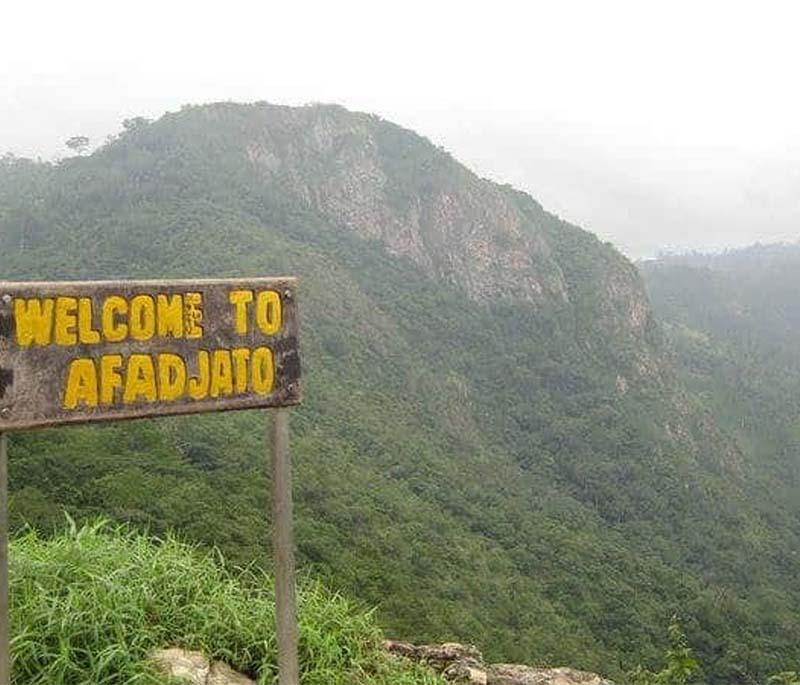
[151,648,255,685]
[487,665,613,685]
[241,105,570,306]
[384,640,614,685]
[152,642,614,685]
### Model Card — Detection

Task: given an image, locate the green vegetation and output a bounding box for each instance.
[642,247,800,527]
[11,519,441,684]
[769,674,800,685]
[629,620,699,685]
[642,244,800,370]
[2,103,800,682]
[641,248,800,683]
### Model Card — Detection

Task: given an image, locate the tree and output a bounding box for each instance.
[65,136,90,155]
[629,618,699,685]
[122,117,150,133]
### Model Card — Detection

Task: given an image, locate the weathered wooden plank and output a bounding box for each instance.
[0,277,301,430]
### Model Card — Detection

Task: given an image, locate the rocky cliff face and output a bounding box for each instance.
[241,104,569,305]
[184,102,664,384]
[232,103,744,481]
[189,104,655,337]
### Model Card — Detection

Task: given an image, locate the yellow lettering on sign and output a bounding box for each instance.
[14,298,54,346]
[187,350,210,400]
[61,344,281,411]
[123,354,157,403]
[14,291,219,348]
[184,292,203,339]
[63,358,98,408]
[156,295,184,338]
[100,354,124,405]
[129,295,155,341]
[255,291,282,335]
[229,290,254,334]
[251,346,274,394]
[209,349,234,398]
[158,353,186,401]
[231,348,251,393]
[102,296,128,342]
[77,298,101,344]
[54,297,78,345]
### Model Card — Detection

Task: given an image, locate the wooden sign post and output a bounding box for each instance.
[0,433,7,685]
[0,277,302,685]
[270,409,299,684]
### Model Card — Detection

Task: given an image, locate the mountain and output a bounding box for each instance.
[642,245,800,545]
[2,103,799,682]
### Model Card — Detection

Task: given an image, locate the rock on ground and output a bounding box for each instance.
[384,640,614,685]
[151,648,255,685]
[487,665,613,685]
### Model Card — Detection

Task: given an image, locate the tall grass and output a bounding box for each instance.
[10,520,441,684]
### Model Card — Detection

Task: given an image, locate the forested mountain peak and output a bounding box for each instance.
[2,101,664,387]
[112,102,655,342]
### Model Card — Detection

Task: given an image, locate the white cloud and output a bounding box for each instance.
[3,0,799,255]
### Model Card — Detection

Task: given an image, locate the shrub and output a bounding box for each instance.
[11,519,441,684]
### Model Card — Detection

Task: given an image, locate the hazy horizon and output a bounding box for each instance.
[4,0,799,258]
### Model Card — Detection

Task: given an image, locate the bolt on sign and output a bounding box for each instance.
[0,277,301,430]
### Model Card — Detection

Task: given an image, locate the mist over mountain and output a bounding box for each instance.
[429,120,800,258]
[641,247,800,631]
[2,102,800,683]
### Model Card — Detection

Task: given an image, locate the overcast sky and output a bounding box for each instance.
[3,0,799,257]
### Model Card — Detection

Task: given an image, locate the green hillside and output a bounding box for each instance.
[642,246,800,553]
[2,103,799,682]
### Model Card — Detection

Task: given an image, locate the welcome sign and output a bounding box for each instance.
[0,277,301,430]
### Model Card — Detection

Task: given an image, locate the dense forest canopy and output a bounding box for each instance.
[2,103,800,683]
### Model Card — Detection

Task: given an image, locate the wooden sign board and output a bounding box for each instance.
[0,277,301,430]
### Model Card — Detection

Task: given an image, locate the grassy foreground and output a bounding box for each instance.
[10,520,442,684]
